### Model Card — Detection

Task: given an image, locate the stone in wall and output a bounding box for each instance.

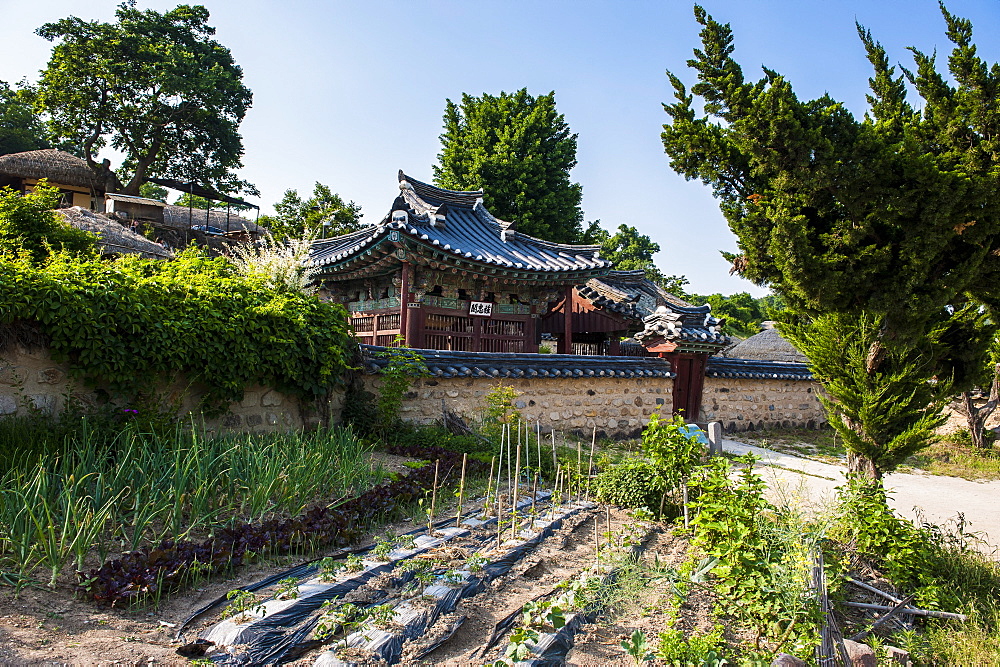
[366,375,674,440]
[701,377,826,432]
[0,346,323,434]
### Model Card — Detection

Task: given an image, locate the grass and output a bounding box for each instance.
[902,438,1000,480]
[0,420,382,590]
[739,427,845,462]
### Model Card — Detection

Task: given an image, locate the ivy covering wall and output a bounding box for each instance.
[0,248,354,412]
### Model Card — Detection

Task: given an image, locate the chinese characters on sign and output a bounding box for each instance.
[469,301,493,317]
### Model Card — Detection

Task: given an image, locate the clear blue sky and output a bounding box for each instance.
[3,1,998,296]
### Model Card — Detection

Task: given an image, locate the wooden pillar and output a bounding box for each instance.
[558,285,574,354]
[607,336,621,356]
[399,263,410,346]
[525,311,539,353]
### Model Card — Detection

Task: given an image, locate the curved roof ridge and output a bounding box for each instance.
[398,171,483,207]
[508,229,603,253]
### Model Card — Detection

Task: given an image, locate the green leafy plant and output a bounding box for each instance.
[656,626,727,666]
[0,183,97,263]
[621,629,655,664]
[317,556,343,582]
[343,554,364,572]
[220,589,265,621]
[374,341,429,429]
[466,552,489,573]
[273,577,299,600]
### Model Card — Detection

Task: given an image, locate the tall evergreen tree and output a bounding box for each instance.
[662,4,1000,478]
[433,89,584,243]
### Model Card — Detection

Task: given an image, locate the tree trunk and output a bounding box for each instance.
[846,450,880,481]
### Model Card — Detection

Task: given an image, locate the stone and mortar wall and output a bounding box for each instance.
[0,345,335,433]
[364,375,673,440]
[700,377,826,432]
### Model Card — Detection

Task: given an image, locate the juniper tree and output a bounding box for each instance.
[662,4,1000,478]
[434,89,584,243]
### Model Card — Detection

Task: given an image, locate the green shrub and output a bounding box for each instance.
[0,183,97,262]
[594,458,663,511]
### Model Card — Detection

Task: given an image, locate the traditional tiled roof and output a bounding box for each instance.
[360,345,674,379]
[706,357,813,380]
[577,271,730,353]
[309,172,611,281]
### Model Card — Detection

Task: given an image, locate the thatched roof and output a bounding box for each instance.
[106,193,166,207]
[161,205,266,235]
[57,207,173,260]
[0,149,107,192]
[724,321,808,363]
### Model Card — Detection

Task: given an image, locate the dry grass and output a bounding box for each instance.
[902,440,1000,480]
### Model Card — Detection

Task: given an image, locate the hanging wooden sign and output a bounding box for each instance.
[469,301,493,317]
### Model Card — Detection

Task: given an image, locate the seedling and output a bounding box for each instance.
[220,589,265,622]
[315,602,368,648]
[621,629,655,664]
[466,552,489,573]
[372,535,395,560]
[273,577,299,600]
[317,556,343,582]
[441,569,465,585]
[344,554,364,572]
[368,603,396,629]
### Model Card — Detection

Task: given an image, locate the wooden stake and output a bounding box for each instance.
[606,506,613,551]
[512,444,521,540]
[593,515,600,566]
[531,470,538,515]
[536,420,543,483]
[429,459,440,534]
[456,453,467,527]
[506,423,513,499]
[550,430,557,473]
[576,438,582,501]
[483,456,497,516]
[586,426,596,500]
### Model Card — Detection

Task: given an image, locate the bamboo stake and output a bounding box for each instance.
[587,427,596,500]
[536,419,542,480]
[531,470,538,516]
[593,515,600,566]
[456,453,467,527]
[505,424,513,499]
[843,602,966,621]
[576,438,583,501]
[550,430,557,474]
[511,444,521,541]
[606,506,613,551]
[495,438,504,519]
[428,459,439,534]
[486,455,496,516]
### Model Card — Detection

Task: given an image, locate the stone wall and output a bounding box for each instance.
[0,345,332,433]
[700,377,826,431]
[364,375,674,440]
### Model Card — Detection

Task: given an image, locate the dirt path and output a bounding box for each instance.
[722,438,1000,554]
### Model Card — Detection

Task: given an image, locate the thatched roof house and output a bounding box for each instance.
[0,149,119,209]
[724,321,808,363]
[57,207,173,260]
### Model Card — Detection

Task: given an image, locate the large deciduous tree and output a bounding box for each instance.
[662,4,1000,478]
[34,2,253,196]
[433,89,584,243]
[258,182,363,243]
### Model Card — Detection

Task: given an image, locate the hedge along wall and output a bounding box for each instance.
[0,343,341,432]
